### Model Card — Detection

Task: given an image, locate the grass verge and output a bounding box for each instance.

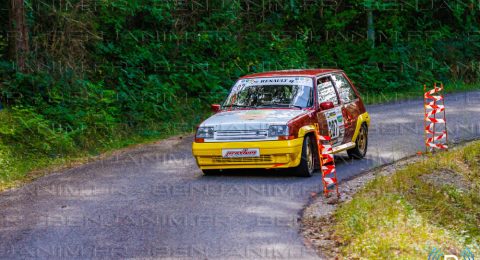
[333,141,480,258]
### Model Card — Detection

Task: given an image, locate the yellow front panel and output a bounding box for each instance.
[192,138,304,170]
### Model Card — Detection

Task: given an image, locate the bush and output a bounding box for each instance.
[0,107,75,157]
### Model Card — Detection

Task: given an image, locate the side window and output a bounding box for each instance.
[332,73,357,103]
[317,76,339,105]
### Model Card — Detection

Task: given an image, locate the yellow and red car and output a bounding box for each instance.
[192,69,370,177]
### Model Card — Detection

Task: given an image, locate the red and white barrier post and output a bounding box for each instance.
[424,82,448,152]
[314,124,339,198]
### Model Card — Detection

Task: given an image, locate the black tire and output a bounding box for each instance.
[293,135,316,177]
[202,169,221,176]
[347,124,368,159]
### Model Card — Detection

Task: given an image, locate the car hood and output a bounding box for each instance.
[200,109,308,131]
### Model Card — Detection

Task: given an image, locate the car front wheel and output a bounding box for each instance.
[347,124,368,159]
[293,135,316,177]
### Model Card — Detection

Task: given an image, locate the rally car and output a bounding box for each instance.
[192,69,370,177]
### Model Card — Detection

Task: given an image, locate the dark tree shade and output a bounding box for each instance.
[8,0,28,71]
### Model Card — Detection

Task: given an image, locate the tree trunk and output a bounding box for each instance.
[8,0,29,72]
[367,10,375,48]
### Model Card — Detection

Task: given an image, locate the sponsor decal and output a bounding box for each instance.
[239,110,271,120]
[235,77,313,88]
[222,148,260,158]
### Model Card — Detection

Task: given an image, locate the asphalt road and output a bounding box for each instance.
[0,91,479,259]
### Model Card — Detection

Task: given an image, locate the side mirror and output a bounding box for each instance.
[319,101,334,111]
[211,104,221,113]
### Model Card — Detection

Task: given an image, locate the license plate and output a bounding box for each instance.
[222,148,260,158]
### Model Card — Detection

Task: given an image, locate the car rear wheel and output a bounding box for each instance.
[293,135,316,177]
[347,124,368,159]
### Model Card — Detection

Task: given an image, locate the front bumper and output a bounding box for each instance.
[191,138,304,170]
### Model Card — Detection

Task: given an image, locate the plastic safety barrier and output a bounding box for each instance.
[424,83,448,151]
[314,124,339,197]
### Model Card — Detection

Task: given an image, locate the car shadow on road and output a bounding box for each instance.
[198,153,358,179]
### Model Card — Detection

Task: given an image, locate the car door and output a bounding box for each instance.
[315,75,345,146]
[331,73,360,144]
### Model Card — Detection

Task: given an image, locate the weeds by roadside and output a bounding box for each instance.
[303,141,480,259]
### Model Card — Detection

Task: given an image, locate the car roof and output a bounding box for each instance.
[239,69,342,78]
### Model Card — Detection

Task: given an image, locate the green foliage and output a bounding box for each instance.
[0,107,75,156]
[3,0,479,107]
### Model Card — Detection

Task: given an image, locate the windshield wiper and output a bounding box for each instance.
[257,103,303,109]
[288,104,303,109]
[227,104,248,108]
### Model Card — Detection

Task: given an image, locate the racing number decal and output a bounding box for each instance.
[325,107,345,145]
[327,117,339,138]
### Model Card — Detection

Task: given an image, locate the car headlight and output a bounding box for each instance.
[196,127,214,139]
[268,125,289,137]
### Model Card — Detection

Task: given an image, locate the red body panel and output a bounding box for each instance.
[287,110,318,137]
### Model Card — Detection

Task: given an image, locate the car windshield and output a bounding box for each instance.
[223,77,314,108]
